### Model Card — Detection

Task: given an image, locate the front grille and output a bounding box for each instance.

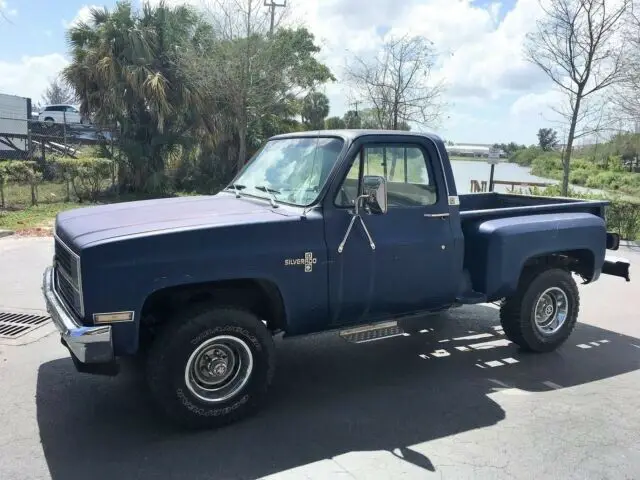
[55,270,83,315]
[54,238,80,283]
[55,240,73,274]
[53,236,83,316]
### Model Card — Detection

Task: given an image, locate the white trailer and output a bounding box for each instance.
[0,93,32,159]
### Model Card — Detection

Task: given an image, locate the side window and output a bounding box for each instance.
[336,144,437,207]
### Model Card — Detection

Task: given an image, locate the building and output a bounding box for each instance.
[446,143,506,158]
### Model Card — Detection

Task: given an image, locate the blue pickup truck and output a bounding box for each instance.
[42,130,630,429]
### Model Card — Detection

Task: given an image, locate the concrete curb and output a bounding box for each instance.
[0,230,14,239]
[620,240,639,248]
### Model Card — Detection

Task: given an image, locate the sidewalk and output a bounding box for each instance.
[0,236,52,312]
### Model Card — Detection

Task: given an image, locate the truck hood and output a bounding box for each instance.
[55,193,288,249]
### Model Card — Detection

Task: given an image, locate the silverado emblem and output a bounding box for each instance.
[284,252,317,272]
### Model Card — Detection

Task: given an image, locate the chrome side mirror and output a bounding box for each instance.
[361,175,388,214]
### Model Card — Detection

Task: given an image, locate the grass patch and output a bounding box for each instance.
[0,203,85,232]
[448,155,495,163]
[2,182,69,208]
[0,185,198,234]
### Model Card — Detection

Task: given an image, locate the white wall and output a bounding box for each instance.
[0,93,28,153]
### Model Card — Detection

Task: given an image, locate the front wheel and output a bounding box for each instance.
[500,268,580,352]
[145,304,276,429]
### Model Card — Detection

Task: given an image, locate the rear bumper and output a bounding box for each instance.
[42,266,116,370]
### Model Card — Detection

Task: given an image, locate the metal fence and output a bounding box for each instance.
[0,116,118,162]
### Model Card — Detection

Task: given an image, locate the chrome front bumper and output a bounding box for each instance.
[42,266,114,364]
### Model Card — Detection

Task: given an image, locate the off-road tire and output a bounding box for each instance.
[145,303,276,429]
[500,267,579,352]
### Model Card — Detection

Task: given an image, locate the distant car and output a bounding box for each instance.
[38,104,90,126]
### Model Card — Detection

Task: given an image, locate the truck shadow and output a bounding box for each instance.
[36,305,640,480]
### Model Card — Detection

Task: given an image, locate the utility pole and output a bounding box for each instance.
[264,0,286,34]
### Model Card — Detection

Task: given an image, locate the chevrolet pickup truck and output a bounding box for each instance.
[42,129,631,429]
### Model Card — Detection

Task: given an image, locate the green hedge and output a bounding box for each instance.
[54,158,115,202]
[528,184,640,240]
[0,158,115,207]
[0,161,42,207]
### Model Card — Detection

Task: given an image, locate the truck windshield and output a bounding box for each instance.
[230,137,344,207]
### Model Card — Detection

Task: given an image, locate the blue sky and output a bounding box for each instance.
[0,0,565,145]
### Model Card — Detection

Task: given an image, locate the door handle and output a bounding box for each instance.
[424,213,450,218]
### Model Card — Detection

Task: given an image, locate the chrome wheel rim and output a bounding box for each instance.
[184,335,253,403]
[533,287,569,336]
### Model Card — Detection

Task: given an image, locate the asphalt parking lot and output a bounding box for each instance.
[0,236,638,480]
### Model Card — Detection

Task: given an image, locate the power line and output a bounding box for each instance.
[264,0,286,34]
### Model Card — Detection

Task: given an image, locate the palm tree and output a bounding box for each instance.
[62,1,215,192]
[302,92,330,130]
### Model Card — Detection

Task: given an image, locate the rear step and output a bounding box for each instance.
[455,291,487,304]
[340,320,406,344]
[602,256,631,282]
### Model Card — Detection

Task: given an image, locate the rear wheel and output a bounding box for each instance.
[500,268,579,352]
[145,304,276,429]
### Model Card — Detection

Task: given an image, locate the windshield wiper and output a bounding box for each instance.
[226,183,246,198]
[255,185,280,208]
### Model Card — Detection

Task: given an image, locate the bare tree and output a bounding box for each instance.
[41,75,77,105]
[344,34,445,131]
[183,0,333,171]
[525,0,631,195]
[201,0,291,169]
[610,3,640,130]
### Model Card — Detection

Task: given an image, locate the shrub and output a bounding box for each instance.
[0,161,41,207]
[527,184,640,240]
[54,158,114,202]
[511,147,543,166]
[530,154,563,178]
[569,169,589,185]
[606,199,640,241]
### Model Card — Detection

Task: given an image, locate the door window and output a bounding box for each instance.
[336,144,437,207]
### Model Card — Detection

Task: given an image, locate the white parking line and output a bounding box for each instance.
[542,381,563,389]
[485,360,504,367]
[453,333,494,341]
[488,378,511,388]
[431,349,450,358]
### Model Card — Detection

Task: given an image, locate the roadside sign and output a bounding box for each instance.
[487,148,501,165]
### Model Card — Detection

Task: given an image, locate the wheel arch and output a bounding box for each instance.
[520,248,597,284]
[139,278,287,346]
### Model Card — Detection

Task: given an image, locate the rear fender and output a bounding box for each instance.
[463,212,607,300]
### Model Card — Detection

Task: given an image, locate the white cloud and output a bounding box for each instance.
[0,54,69,103]
[137,0,557,142]
[62,4,101,29]
[0,0,18,16]
[45,0,564,143]
[510,90,563,119]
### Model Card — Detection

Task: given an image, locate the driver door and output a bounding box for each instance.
[323,137,458,326]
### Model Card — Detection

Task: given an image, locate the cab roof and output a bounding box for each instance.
[269,129,444,143]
